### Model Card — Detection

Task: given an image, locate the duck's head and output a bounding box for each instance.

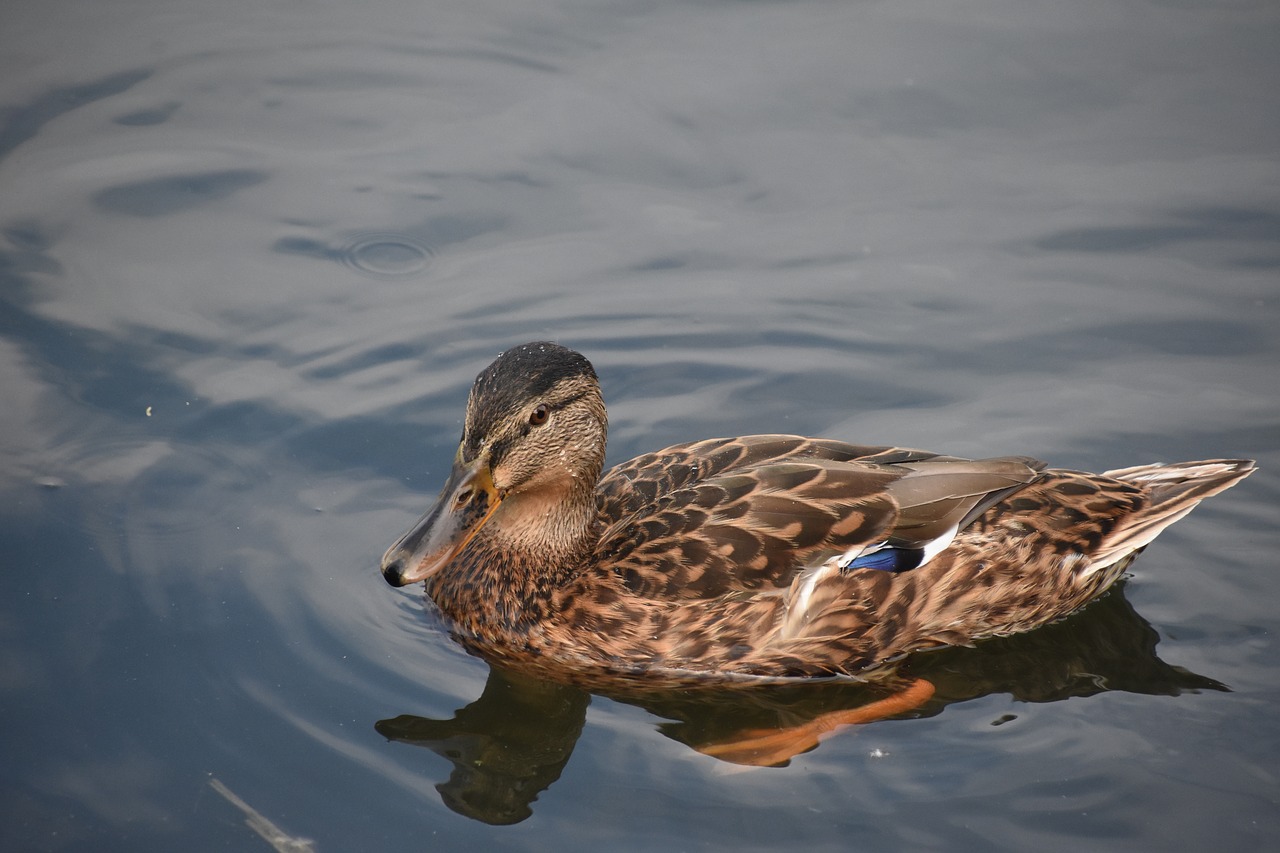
[381,342,607,587]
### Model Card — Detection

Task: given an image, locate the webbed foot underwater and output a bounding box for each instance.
[380,341,1253,684]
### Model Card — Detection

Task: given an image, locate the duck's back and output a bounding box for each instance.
[548,443,1254,682]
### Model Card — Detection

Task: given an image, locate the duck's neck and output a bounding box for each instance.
[425,485,598,639]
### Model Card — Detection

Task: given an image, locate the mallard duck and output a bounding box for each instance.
[381,342,1253,686]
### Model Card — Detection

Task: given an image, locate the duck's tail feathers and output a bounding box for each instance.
[1093,459,1255,566]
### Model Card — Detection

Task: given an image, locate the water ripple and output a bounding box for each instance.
[272,231,435,279]
[341,232,433,278]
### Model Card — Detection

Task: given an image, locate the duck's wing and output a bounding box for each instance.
[593,435,1044,600]
[596,435,959,522]
[768,459,1255,664]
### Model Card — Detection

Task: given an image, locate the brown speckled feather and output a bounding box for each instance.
[592,436,1040,600]
[528,460,1248,683]
[380,343,1255,687]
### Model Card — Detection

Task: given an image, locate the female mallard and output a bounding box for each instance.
[381,342,1253,685]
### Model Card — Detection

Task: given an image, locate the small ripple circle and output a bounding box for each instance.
[341,233,433,278]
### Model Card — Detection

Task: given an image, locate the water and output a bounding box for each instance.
[2,0,1278,850]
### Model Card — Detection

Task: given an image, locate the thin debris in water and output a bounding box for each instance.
[209,776,316,853]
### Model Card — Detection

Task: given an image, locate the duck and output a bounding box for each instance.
[381,341,1253,687]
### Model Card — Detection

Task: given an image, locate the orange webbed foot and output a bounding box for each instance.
[695,678,936,767]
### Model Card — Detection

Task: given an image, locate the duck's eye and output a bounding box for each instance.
[529,404,550,426]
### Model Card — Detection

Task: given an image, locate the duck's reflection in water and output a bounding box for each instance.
[377,671,588,825]
[376,583,1224,825]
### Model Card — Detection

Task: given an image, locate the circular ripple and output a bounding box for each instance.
[341,233,433,278]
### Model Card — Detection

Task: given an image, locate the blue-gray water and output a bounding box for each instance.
[2,1,1278,850]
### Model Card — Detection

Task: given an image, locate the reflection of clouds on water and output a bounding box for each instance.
[238,678,444,806]
[35,754,172,830]
[0,338,51,479]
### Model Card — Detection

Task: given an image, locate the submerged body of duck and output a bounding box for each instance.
[381,342,1252,685]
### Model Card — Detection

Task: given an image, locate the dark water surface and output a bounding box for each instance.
[2,1,1278,850]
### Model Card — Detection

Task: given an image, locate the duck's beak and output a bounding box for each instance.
[381,451,501,587]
